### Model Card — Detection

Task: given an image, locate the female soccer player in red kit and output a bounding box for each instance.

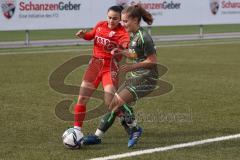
[73,6,130,138]
[84,4,158,148]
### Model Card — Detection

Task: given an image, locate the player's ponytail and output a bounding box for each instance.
[136,4,153,25]
[122,3,153,25]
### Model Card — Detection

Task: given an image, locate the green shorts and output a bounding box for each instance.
[118,75,157,101]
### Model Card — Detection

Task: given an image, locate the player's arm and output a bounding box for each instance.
[120,53,157,73]
[75,30,87,38]
[75,21,102,40]
[111,36,137,59]
[75,29,95,40]
[111,31,133,58]
[122,49,138,59]
[120,34,157,72]
[111,48,126,56]
[111,48,137,59]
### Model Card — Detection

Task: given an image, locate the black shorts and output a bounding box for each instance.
[118,75,157,101]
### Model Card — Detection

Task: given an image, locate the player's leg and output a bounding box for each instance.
[83,105,134,145]
[96,70,135,136]
[110,88,140,130]
[110,86,142,148]
[93,83,116,138]
[107,88,142,147]
[74,81,97,129]
[83,72,118,144]
[73,57,103,130]
[83,71,131,144]
[121,76,157,147]
[119,104,134,135]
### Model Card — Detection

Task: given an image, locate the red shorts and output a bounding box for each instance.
[82,57,119,88]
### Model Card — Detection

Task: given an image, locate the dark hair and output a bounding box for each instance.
[108,5,124,14]
[122,3,153,25]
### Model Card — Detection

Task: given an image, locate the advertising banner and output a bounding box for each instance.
[202,0,240,25]
[1,0,240,31]
[0,0,115,30]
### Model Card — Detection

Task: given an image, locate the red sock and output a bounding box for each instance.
[74,104,86,127]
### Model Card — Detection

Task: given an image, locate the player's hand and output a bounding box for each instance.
[75,30,86,38]
[127,49,138,59]
[110,48,119,55]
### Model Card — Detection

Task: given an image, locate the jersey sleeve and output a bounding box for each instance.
[83,29,95,40]
[143,34,156,56]
[118,31,130,49]
[83,21,103,40]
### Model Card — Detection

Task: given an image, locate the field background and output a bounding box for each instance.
[0,25,240,159]
[1,24,240,42]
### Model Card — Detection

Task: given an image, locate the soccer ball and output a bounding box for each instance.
[62,128,84,149]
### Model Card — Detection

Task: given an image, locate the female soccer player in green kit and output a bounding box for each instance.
[84,4,158,148]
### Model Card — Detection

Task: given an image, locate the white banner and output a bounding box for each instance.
[128,0,240,26]
[126,0,202,26]
[0,0,115,31]
[1,0,240,31]
[202,0,240,25]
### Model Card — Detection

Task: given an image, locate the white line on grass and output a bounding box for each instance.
[89,133,240,160]
[1,40,240,55]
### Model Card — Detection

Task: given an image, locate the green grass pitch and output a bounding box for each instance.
[0,39,240,159]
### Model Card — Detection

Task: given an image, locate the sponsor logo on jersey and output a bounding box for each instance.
[109,31,116,37]
[95,36,117,51]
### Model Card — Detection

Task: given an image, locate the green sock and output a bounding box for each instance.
[98,111,116,132]
[119,115,130,135]
[119,104,139,132]
[97,104,138,135]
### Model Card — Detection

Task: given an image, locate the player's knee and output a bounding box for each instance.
[104,94,112,107]
[104,99,111,107]
[108,97,120,111]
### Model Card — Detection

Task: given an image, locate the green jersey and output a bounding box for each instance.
[129,27,158,78]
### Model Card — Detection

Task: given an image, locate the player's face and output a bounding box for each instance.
[107,10,121,29]
[121,13,138,33]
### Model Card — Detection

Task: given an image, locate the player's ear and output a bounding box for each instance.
[133,17,139,25]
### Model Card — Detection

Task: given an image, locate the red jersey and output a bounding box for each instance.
[83,21,129,59]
